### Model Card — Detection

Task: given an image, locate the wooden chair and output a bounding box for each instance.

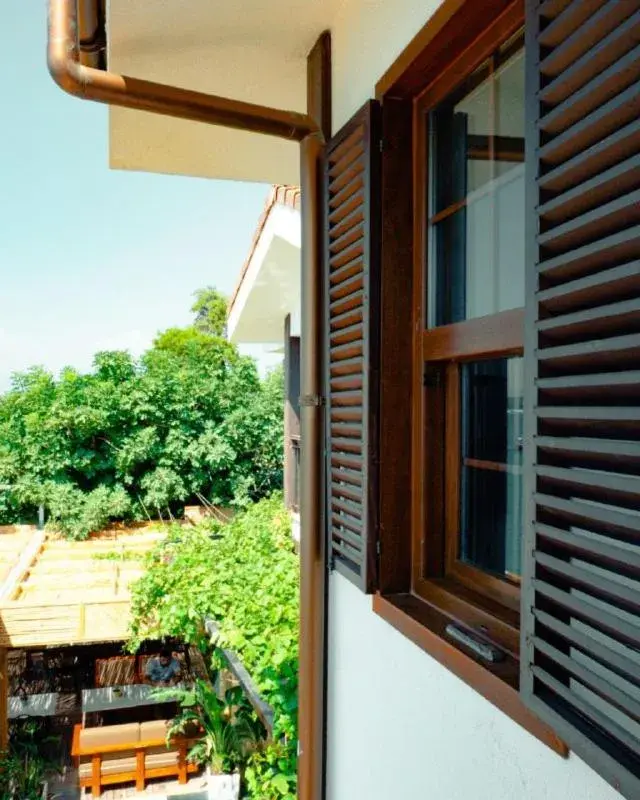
[94,656,136,688]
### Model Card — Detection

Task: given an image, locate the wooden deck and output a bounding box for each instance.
[0,527,166,648]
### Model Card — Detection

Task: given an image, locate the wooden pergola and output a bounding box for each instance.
[0,527,165,748]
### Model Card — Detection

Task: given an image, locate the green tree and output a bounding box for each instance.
[191,286,228,337]
[0,300,284,538]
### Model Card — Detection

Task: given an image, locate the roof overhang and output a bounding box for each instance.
[107,1,331,184]
[228,186,302,344]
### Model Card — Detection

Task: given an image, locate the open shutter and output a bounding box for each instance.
[521,1,640,796]
[324,101,381,593]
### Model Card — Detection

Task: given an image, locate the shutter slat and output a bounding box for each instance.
[330,524,363,552]
[537,225,640,283]
[538,120,640,195]
[539,154,640,224]
[533,579,640,648]
[536,436,640,461]
[537,261,640,316]
[539,83,640,166]
[532,666,640,755]
[523,4,640,792]
[540,6,640,88]
[325,101,380,593]
[330,467,362,487]
[537,297,640,339]
[539,45,640,135]
[535,523,640,571]
[535,552,640,612]
[538,189,640,253]
[537,406,640,421]
[537,465,640,501]
[538,0,604,48]
[533,637,640,724]
[534,608,640,685]
[534,493,640,535]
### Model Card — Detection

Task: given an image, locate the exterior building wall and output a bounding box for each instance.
[325,2,622,798]
[326,574,621,800]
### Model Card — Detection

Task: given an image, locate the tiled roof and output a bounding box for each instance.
[228,185,301,316]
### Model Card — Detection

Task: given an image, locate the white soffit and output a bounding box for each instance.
[228,204,301,345]
[107,1,331,184]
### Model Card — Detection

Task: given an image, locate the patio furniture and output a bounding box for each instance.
[8,691,58,719]
[81,683,181,725]
[95,655,136,688]
[72,720,197,797]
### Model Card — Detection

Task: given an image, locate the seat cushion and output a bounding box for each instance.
[145,750,180,769]
[80,722,140,749]
[78,756,137,779]
[140,719,170,741]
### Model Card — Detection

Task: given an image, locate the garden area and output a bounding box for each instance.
[1,498,298,800]
[0,289,298,799]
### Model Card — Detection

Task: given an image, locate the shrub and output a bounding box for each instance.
[128,496,298,799]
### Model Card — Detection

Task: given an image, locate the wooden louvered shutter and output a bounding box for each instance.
[324,101,381,593]
[521,1,640,796]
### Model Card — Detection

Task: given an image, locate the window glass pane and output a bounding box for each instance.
[428,40,525,327]
[459,357,523,578]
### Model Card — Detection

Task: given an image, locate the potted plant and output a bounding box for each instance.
[155,679,260,800]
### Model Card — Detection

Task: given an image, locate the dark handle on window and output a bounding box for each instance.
[445,623,506,663]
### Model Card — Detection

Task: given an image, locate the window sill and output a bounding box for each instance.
[372,592,568,757]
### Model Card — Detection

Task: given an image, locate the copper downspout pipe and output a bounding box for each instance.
[298,33,331,800]
[47,0,319,141]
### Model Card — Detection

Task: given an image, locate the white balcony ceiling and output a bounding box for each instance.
[107,0,331,184]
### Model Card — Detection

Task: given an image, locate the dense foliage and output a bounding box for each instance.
[0,290,283,538]
[128,497,299,799]
[0,719,60,800]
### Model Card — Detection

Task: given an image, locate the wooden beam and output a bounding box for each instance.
[0,648,8,752]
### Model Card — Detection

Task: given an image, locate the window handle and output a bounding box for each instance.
[445,624,506,664]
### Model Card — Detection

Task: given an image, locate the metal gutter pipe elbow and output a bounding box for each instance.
[47,0,320,142]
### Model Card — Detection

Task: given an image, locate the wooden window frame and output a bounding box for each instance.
[412,8,525,658]
[373,0,568,756]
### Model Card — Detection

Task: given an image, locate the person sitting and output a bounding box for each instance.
[144,648,181,686]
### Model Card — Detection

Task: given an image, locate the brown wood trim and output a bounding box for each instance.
[429,197,468,226]
[414,2,524,111]
[378,97,414,594]
[298,29,331,800]
[464,457,522,475]
[414,575,520,657]
[376,0,522,100]
[411,95,428,589]
[423,308,525,361]
[448,561,521,614]
[373,592,568,757]
[444,363,461,574]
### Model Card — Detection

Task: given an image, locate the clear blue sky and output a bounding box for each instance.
[0,2,274,390]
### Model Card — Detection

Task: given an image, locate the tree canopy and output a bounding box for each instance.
[191,286,228,337]
[0,289,283,538]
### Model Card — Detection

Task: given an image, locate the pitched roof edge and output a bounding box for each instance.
[227,184,301,320]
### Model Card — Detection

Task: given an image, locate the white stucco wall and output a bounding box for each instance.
[326,2,621,798]
[326,574,622,800]
[331,0,443,131]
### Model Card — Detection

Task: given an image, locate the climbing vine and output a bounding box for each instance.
[128,496,299,799]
